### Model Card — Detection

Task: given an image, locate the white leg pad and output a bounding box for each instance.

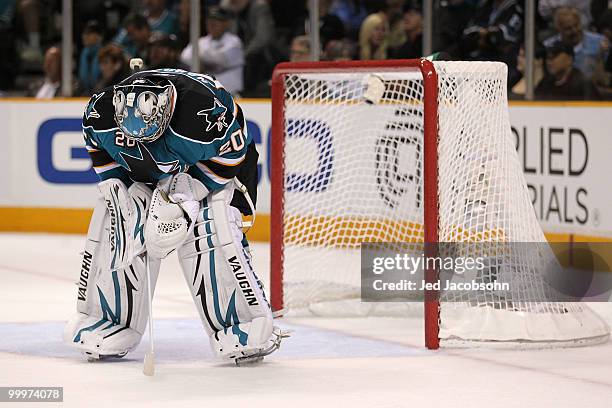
[178,184,274,360]
[64,181,161,358]
[64,253,162,358]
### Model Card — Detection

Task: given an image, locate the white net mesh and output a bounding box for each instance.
[277,61,609,346]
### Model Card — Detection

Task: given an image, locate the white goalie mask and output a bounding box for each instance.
[113,78,176,143]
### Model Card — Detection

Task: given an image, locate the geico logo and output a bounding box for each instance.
[37,118,98,184]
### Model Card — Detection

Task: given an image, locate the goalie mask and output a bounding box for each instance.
[113,78,176,143]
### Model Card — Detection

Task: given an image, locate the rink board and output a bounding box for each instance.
[0,99,611,242]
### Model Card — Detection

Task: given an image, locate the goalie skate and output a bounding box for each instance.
[77,331,130,361]
[72,330,133,362]
[234,327,291,366]
[85,351,128,362]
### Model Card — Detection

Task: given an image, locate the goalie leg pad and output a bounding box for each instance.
[64,181,160,358]
[65,250,161,359]
[178,184,274,360]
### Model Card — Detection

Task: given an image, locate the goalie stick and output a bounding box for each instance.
[127,57,157,376]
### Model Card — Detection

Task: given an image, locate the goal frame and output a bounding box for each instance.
[270,59,442,349]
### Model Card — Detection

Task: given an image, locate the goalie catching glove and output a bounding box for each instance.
[145,173,209,259]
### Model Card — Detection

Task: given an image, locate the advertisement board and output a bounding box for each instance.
[0,99,610,240]
[510,104,612,238]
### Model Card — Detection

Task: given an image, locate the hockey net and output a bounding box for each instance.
[270,60,609,348]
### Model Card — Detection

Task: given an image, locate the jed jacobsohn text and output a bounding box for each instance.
[372,279,510,292]
[372,254,486,275]
[369,254,511,294]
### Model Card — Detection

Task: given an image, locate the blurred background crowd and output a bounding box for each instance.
[1,0,611,100]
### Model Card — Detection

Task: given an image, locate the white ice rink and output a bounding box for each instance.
[1,233,612,407]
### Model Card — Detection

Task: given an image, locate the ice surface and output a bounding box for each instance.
[1,233,611,407]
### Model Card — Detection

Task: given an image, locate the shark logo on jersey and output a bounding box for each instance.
[119,142,180,183]
[85,92,105,119]
[197,99,229,132]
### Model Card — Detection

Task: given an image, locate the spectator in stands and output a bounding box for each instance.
[538,0,592,29]
[289,35,312,62]
[592,0,611,25]
[535,40,600,100]
[149,33,190,70]
[383,0,407,49]
[17,0,42,64]
[306,0,345,49]
[114,0,178,60]
[33,46,61,98]
[142,0,179,36]
[462,0,523,72]
[597,10,612,84]
[73,1,130,52]
[510,45,545,99]
[0,0,18,90]
[125,17,152,59]
[390,2,423,59]
[544,7,608,85]
[434,0,474,59]
[180,6,244,95]
[176,0,193,49]
[597,10,612,44]
[323,38,357,60]
[121,14,153,59]
[269,0,308,50]
[223,0,279,96]
[330,0,368,40]
[94,44,129,92]
[78,21,103,96]
[359,12,389,60]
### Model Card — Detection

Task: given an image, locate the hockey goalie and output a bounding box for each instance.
[64,68,284,365]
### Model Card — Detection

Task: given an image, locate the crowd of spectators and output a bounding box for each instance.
[1,0,611,100]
